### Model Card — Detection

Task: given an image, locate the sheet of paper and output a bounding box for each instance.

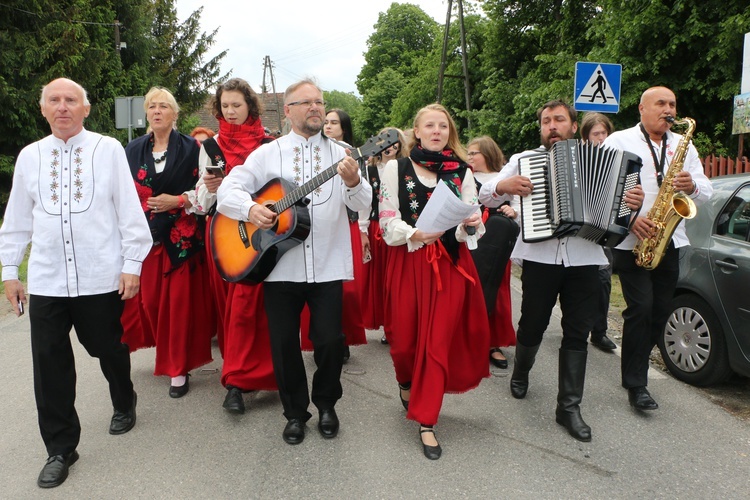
[415,180,479,233]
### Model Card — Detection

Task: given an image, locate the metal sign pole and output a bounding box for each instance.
[127,97,133,143]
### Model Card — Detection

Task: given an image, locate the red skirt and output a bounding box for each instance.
[360,221,387,330]
[384,241,490,426]
[489,262,517,348]
[220,282,278,391]
[121,245,215,377]
[300,221,367,350]
[205,216,228,356]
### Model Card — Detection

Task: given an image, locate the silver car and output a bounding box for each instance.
[659,173,750,386]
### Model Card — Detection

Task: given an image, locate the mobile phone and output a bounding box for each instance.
[362,247,372,263]
[17,300,24,316]
[206,166,225,178]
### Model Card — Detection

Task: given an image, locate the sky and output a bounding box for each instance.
[175,0,452,96]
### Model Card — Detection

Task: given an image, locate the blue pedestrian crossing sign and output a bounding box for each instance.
[574,62,622,113]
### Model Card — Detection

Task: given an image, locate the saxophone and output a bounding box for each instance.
[633,117,698,270]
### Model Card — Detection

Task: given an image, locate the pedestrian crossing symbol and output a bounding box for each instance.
[574,62,621,113]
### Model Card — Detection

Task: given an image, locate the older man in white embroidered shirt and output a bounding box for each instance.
[217,79,371,446]
[0,78,152,489]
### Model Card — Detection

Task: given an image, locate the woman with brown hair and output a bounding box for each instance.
[467,136,519,369]
[189,78,277,413]
[360,127,407,343]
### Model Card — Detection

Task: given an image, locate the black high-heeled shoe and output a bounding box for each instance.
[419,426,442,460]
[398,382,411,410]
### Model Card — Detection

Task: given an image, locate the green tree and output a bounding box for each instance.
[358,68,407,136]
[587,0,750,156]
[473,0,600,154]
[323,90,365,144]
[356,3,439,96]
[0,0,228,215]
[147,1,228,127]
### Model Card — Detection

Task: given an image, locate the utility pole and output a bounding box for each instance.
[261,55,282,133]
[436,0,453,103]
[458,0,473,131]
[114,20,121,53]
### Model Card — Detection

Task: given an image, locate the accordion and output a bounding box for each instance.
[519,139,642,247]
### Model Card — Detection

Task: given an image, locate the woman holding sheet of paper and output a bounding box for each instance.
[378,103,490,460]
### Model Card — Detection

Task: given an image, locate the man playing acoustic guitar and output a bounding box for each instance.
[216,79,371,445]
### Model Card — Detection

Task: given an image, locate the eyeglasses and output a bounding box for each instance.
[287,100,326,108]
[467,151,482,157]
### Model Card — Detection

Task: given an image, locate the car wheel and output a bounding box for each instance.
[658,293,732,387]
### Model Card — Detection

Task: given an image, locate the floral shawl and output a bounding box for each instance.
[125,130,205,269]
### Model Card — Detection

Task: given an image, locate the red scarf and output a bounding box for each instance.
[216,116,267,171]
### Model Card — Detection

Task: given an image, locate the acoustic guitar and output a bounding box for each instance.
[210,129,399,284]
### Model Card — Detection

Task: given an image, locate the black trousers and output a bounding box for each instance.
[613,244,679,389]
[591,248,614,339]
[263,281,344,422]
[517,261,599,352]
[28,291,133,456]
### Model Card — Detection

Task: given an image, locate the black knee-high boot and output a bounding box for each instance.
[510,343,540,399]
[555,348,591,442]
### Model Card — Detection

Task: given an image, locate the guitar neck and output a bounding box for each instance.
[272,147,362,214]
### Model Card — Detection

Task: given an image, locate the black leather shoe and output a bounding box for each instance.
[318,408,339,439]
[342,345,351,363]
[222,386,245,414]
[489,348,509,369]
[628,386,659,411]
[169,375,190,399]
[419,427,442,460]
[37,451,79,488]
[283,419,305,445]
[398,383,411,410]
[109,391,137,435]
[591,334,617,351]
[380,334,388,345]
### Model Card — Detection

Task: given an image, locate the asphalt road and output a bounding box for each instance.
[1,276,749,499]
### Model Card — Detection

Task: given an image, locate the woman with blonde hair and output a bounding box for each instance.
[122,87,215,398]
[380,104,490,459]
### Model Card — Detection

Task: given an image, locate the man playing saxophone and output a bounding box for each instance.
[604,86,712,411]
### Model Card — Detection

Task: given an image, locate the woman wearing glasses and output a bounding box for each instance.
[467,136,519,370]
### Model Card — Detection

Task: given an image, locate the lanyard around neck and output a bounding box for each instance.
[639,123,667,187]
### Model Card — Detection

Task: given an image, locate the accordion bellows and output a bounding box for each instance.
[519,139,642,247]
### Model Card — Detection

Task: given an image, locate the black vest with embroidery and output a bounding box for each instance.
[368,165,381,221]
[396,158,462,261]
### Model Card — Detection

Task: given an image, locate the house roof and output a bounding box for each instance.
[193,92,286,136]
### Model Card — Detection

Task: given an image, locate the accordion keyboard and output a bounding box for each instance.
[519,153,554,241]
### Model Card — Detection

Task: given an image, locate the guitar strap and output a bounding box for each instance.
[201,137,227,216]
[201,137,227,167]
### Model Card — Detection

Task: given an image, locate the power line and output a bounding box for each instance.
[0,3,120,25]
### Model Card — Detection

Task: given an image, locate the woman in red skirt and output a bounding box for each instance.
[122,86,215,398]
[359,128,406,343]
[467,136,519,369]
[379,104,490,460]
[189,78,277,413]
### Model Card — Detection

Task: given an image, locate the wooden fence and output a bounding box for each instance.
[702,155,750,178]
